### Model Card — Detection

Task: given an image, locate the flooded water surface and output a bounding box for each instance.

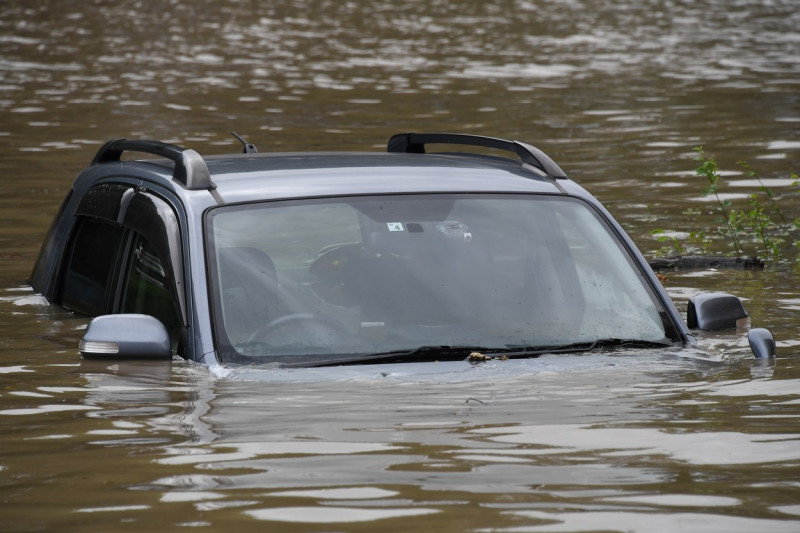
[1,0,799,531]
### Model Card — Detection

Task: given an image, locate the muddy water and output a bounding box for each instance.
[1,0,799,531]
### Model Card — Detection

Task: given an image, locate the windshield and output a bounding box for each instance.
[206,194,674,364]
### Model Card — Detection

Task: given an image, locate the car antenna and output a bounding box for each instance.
[231,131,258,154]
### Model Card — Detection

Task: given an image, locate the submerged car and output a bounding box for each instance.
[30,133,775,366]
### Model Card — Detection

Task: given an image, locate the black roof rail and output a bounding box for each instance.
[91,139,215,190]
[387,132,567,179]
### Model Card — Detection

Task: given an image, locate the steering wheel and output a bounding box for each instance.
[246,313,352,345]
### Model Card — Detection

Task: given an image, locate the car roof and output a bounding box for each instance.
[83,134,579,206]
[199,152,565,204]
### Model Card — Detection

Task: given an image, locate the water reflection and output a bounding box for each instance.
[3,317,800,530]
[125,355,799,529]
[499,510,800,533]
[245,506,440,525]
[472,423,800,465]
[2,0,799,530]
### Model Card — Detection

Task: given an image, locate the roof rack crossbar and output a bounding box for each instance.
[91,139,215,190]
[387,132,567,179]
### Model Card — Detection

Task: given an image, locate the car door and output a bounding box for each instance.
[116,189,186,354]
[58,182,187,355]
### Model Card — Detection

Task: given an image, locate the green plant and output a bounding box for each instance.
[688,229,713,254]
[730,193,782,260]
[650,228,711,256]
[649,151,798,263]
[694,147,744,255]
[651,229,688,256]
[737,160,786,223]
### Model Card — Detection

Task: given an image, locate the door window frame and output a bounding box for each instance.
[58,180,188,352]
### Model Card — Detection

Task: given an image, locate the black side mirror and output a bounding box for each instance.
[687,293,776,359]
[748,328,776,359]
[80,314,172,360]
[687,292,749,331]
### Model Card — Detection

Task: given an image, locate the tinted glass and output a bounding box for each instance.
[121,233,181,350]
[60,217,124,316]
[207,194,671,364]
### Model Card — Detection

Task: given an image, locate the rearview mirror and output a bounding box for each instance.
[79,314,172,360]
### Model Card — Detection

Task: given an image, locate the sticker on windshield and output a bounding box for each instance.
[437,220,472,242]
[387,222,404,232]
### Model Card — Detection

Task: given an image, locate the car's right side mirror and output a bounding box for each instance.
[687,292,775,359]
[747,328,776,359]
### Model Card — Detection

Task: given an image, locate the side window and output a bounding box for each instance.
[121,233,181,351]
[60,217,125,316]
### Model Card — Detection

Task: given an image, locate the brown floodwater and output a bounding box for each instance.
[1,0,799,531]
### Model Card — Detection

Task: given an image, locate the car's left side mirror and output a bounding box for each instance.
[687,292,749,331]
[79,314,172,360]
[687,292,775,359]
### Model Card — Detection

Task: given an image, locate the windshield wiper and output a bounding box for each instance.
[481,338,673,359]
[249,339,674,368]
[278,345,499,368]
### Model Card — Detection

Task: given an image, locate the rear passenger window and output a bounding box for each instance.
[60,217,125,316]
